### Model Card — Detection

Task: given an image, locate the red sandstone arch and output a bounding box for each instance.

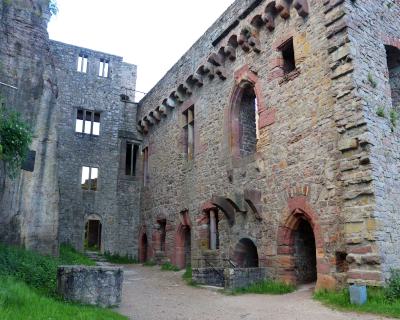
[175,211,192,269]
[138,225,150,263]
[276,197,324,285]
[229,65,267,159]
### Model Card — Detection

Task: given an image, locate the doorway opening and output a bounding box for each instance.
[294,219,317,284]
[84,219,102,251]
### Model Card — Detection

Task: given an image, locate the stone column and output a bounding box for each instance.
[210,209,217,250]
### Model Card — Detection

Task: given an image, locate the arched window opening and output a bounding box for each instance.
[385,45,400,108]
[238,85,258,156]
[294,219,317,284]
[84,219,102,251]
[233,238,259,268]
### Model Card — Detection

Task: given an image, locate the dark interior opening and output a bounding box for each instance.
[234,238,259,268]
[85,219,102,251]
[280,38,296,74]
[294,219,317,284]
[140,233,148,262]
[385,45,400,108]
[159,219,166,252]
[184,227,191,267]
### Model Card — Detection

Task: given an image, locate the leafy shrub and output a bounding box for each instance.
[104,251,138,264]
[0,243,94,297]
[390,109,399,127]
[385,269,400,301]
[376,106,385,118]
[160,262,180,271]
[0,106,32,178]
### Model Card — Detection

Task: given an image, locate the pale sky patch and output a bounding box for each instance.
[48,0,235,98]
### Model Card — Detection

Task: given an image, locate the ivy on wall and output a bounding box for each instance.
[0,96,32,178]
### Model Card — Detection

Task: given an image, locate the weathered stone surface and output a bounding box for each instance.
[57,266,123,307]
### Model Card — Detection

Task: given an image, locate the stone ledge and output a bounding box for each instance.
[57,265,123,308]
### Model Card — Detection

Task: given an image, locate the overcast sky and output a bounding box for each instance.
[48,0,235,98]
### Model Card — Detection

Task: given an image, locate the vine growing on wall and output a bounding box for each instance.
[0,96,32,178]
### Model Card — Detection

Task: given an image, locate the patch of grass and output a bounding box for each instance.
[104,251,138,264]
[229,280,295,295]
[315,287,400,319]
[390,109,398,127]
[386,269,400,301]
[143,261,156,267]
[0,276,127,320]
[0,243,94,297]
[161,262,180,271]
[367,72,377,88]
[59,244,96,266]
[376,106,385,118]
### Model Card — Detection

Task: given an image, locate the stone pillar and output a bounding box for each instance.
[210,209,217,250]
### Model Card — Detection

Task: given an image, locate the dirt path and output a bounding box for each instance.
[118,265,393,320]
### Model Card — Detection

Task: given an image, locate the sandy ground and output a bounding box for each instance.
[117,265,393,320]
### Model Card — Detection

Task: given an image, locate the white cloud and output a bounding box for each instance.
[48,0,235,95]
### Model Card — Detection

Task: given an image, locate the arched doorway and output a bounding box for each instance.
[84,216,102,251]
[233,238,259,268]
[176,225,191,269]
[294,219,317,284]
[139,233,148,263]
[277,199,322,285]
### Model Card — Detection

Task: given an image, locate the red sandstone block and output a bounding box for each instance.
[348,271,382,281]
[259,108,276,128]
[348,246,372,254]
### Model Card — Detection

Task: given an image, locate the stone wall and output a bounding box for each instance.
[192,267,225,287]
[50,40,141,257]
[224,267,268,290]
[343,0,400,281]
[57,265,123,307]
[0,0,59,255]
[137,0,349,289]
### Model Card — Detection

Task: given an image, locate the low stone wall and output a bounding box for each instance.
[192,267,268,289]
[224,268,268,290]
[192,267,225,287]
[57,266,123,307]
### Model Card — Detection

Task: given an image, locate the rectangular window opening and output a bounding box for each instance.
[75,109,101,136]
[280,38,296,75]
[77,54,88,73]
[99,58,109,77]
[81,166,98,191]
[183,105,195,160]
[125,142,139,176]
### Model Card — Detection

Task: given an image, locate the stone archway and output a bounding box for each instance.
[176,224,191,269]
[277,197,324,286]
[233,238,259,268]
[139,233,148,263]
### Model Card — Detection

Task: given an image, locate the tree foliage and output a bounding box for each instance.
[0,100,32,178]
[48,0,58,16]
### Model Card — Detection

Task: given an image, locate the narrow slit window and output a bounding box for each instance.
[76,109,84,133]
[125,142,139,176]
[183,105,195,160]
[81,166,98,191]
[143,147,149,186]
[385,45,400,108]
[280,38,296,74]
[93,112,101,136]
[99,58,109,77]
[84,111,92,134]
[77,54,88,73]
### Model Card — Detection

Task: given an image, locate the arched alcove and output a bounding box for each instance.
[233,238,259,268]
[385,45,400,108]
[84,214,102,251]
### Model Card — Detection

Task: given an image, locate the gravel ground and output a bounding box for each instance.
[118,265,393,320]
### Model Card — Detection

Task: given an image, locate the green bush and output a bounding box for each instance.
[182,265,198,287]
[160,262,180,271]
[0,243,94,297]
[386,269,400,301]
[0,106,32,178]
[104,251,138,264]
